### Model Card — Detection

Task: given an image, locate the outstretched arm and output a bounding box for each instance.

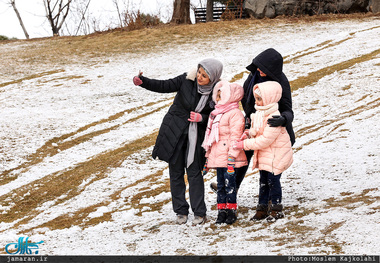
[134,73,185,94]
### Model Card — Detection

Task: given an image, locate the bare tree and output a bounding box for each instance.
[75,0,91,35]
[8,0,29,39]
[171,0,191,24]
[43,0,73,36]
[113,0,124,28]
[206,0,213,22]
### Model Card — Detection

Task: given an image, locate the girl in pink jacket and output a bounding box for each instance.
[234,81,293,222]
[202,80,247,224]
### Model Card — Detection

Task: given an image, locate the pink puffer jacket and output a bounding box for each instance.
[206,80,248,168]
[243,81,293,175]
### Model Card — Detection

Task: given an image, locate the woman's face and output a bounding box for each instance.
[197,67,210,86]
[257,68,267,77]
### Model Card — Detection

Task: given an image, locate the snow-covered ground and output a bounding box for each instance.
[0,17,380,255]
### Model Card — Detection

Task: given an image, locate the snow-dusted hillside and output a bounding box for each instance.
[0,16,379,255]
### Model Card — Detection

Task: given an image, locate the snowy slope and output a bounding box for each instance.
[0,16,379,255]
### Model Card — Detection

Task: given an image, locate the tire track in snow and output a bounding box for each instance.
[20,166,170,233]
[0,130,160,229]
[283,24,380,65]
[0,69,65,89]
[294,97,380,152]
[0,98,172,186]
[290,48,380,91]
[0,98,175,225]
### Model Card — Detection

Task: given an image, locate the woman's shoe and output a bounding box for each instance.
[176,214,188,225]
[192,215,207,225]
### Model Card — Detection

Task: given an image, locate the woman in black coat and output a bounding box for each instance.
[133,58,223,225]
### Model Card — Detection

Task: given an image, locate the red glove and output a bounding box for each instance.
[188,111,202,122]
[240,129,249,140]
[233,141,244,150]
[133,76,143,86]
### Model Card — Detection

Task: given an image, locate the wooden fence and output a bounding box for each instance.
[194,5,248,23]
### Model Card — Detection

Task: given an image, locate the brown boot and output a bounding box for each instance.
[250,204,269,221]
[267,204,285,222]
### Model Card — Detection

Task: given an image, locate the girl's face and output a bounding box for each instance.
[254,93,263,106]
[197,67,210,86]
[257,68,267,77]
[216,90,222,103]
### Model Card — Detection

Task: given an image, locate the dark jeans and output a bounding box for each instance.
[216,168,237,207]
[235,150,254,190]
[258,170,282,205]
[168,142,206,217]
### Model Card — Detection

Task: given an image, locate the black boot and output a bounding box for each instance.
[250,204,269,221]
[215,209,227,224]
[267,204,285,222]
[225,209,237,225]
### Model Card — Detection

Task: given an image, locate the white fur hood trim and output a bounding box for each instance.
[186,68,197,81]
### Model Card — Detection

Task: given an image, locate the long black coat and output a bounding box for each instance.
[243,48,296,145]
[140,71,214,169]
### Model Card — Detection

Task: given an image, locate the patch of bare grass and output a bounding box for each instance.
[130,170,171,217]
[323,188,380,209]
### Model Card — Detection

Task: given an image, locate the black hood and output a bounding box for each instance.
[246,48,284,82]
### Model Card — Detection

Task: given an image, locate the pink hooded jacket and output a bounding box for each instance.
[243,81,293,175]
[205,80,248,168]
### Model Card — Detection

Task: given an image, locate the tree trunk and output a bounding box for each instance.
[171,0,191,24]
[206,0,214,22]
[44,0,73,36]
[10,0,29,39]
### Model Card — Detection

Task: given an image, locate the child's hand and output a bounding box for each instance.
[188,111,202,122]
[233,141,244,150]
[202,159,209,176]
[240,129,249,140]
[227,156,235,175]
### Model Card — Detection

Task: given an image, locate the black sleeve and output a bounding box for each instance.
[139,73,185,94]
[278,77,294,124]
